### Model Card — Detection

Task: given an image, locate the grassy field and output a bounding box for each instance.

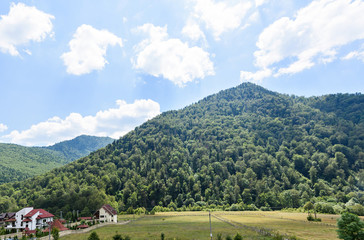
[60,211,349,240]
[61,212,272,240]
[213,211,339,240]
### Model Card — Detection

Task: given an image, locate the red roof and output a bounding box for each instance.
[102,204,117,216]
[5,218,16,222]
[24,209,54,219]
[43,219,68,232]
[24,230,37,235]
[76,224,89,229]
[23,218,32,222]
[78,217,92,220]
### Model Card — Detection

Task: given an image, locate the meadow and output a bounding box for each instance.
[60,211,350,240]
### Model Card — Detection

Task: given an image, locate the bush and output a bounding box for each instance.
[315,202,335,214]
[88,232,100,240]
[337,212,364,240]
[307,214,314,221]
[307,213,321,222]
[260,206,272,211]
[347,204,364,216]
[225,235,232,240]
[113,234,123,240]
[233,233,243,240]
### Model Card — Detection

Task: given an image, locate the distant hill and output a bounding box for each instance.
[0,83,363,215]
[45,135,115,161]
[0,135,114,184]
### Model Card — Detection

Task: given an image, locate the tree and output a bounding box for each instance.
[51,228,59,240]
[113,234,123,240]
[88,232,100,240]
[337,212,364,240]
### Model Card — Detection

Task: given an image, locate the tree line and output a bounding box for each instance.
[0,83,363,216]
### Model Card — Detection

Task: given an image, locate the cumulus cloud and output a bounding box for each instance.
[182,20,206,43]
[132,23,214,87]
[0,123,8,133]
[61,24,123,75]
[190,0,252,40]
[240,68,272,83]
[0,99,160,146]
[0,2,54,56]
[241,0,364,82]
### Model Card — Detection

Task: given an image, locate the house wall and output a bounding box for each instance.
[6,207,33,230]
[97,208,117,223]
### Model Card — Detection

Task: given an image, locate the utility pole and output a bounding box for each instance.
[48,221,52,240]
[209,210,212,240]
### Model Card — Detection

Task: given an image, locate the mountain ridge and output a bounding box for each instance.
[0,135,114,184]
[0,83,363,215]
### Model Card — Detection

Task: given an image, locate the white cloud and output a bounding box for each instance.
[0,123,8,133]
[343,50,364,62]
[240,68,272,83]
[191,0,252,40]
[255,0,267,7]
[0,2,54,56]
[61,24,123,75]
[182,20,206,43]
[243,0,364,82]
[132,23,214,87]
[0,99,160,146]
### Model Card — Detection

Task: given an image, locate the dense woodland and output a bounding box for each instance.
[0,83,363,216]
[0,135,113,184]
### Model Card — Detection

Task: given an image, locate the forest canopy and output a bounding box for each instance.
[0,83,363,216]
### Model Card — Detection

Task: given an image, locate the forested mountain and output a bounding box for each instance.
[0,83,363,216]
[0,135,114,184]
[45,135,114,161]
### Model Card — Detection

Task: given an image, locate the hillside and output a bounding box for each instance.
[45,135,114,161]
[0,135,114,184]
[0,83,363,216]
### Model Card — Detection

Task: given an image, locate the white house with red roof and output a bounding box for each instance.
[5,207,54,231]
[93,204,117,223]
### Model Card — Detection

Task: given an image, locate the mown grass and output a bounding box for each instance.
[60,211,345,240]
[61,212,272,240]
[213,211,339,240]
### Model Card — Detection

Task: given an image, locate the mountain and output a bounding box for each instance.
[0,83,363,215]
[0,135,114,184]
[45,135,115,161]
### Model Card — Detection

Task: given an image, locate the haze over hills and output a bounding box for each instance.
[0,135,114,184]
[0,83,363,216]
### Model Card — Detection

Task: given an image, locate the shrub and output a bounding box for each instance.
[307,214,314,221]
[347,204,364,216]
[88,232,100,240]
[233,233,243,240]
[337,212,364,240]
[225,235,232,240]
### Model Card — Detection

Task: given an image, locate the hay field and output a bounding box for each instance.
[60,211,346,240]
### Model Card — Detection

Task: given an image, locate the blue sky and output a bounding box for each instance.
[0,0,363,146]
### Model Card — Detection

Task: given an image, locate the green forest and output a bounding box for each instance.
[0,83,363,217]
[0,135,114,184]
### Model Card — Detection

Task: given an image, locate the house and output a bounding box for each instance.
[5,207,54,231]
[0,212,16,227]
[93,204,117,223]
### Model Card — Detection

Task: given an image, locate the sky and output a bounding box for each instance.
[0,0,363,146]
